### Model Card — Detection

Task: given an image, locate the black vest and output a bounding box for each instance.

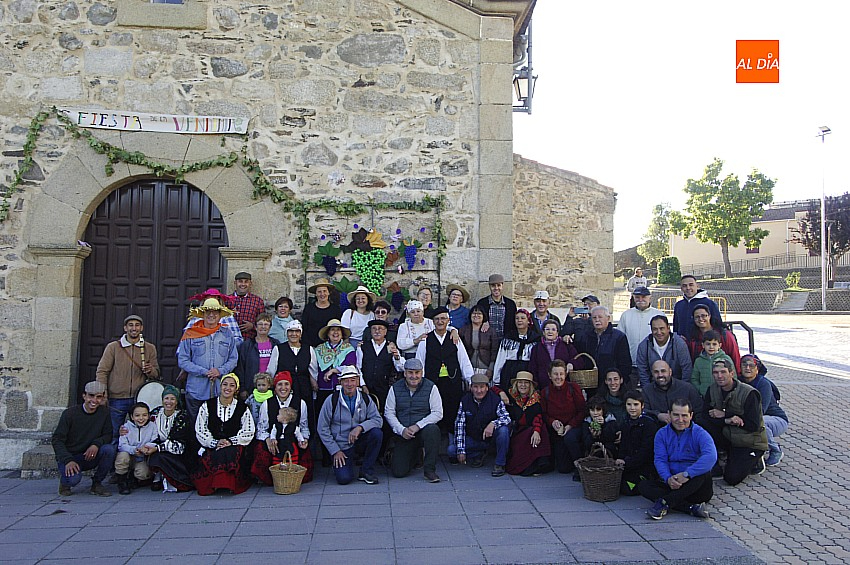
[424,332,460,383]
[361,341,395,401]
[459,390,501,439]
[267,394,301,447]
[205,398,248,440]
[275,344,311,380]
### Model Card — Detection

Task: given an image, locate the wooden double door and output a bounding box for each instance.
[79,180,229,392]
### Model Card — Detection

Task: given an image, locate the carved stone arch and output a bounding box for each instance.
[25,131,271,410]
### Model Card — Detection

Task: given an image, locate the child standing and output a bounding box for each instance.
[691,330,734,395]
[246,372,273,426]
[116,402,157,495]
[614,390,656,495]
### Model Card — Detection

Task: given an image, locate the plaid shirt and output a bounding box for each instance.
[488,296,507,340]
[454,396,511,455]
[232,292,266,340]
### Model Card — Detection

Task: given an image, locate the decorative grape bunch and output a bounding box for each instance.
[313,241,341,277]
[352,249,386,294]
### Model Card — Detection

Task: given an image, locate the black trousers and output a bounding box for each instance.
[700,418,764,486]
[638,472,713,511]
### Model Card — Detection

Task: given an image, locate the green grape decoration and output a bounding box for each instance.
[352,248,386,295]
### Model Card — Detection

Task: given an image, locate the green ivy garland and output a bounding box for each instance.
[1,107,447,270]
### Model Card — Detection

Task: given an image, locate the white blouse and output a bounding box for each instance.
[195,399,256,449]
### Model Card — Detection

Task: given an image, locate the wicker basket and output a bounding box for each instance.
[269,452,307,495]
[569,352,598,389]
[575,443,624,503]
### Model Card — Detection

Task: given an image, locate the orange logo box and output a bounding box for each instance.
[736,40,779,83]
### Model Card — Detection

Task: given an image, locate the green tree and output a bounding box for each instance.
[670,158,775,278]
[791,193,850,288]
[637,203,671,267]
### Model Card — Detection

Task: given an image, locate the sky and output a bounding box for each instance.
[513,1,850,252]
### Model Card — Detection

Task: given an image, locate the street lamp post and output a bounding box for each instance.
[818,126,831,311]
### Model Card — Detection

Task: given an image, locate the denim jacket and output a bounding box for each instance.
[177,326,239,400]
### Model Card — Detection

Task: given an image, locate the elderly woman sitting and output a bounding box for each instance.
[191,374,255,495]
[146,385,197,492]
[499,371,551,476]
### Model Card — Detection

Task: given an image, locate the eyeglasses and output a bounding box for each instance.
[741,361,757,367]
[375,310,388,315]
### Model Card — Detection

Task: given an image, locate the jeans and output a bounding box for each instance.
[108,398,135,442]
[183,395,209,423]
[333,428,383,485]
[763,415,789,453]
[448,425,510,466]
[57,444,117,487]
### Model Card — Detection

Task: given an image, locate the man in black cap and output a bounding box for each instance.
[416,307,474,435]
[356,319,405,409]
[384,358,444,482]
[449,374,512,477]
[475,274,518,340]
[232,271,266,340]
[52,381,116,497]
[560,294,598,342]
[95,314,160,441]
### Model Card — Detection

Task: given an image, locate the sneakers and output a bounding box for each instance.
[766,448,784,467]
[750,454,766,476]
[90,482,112,497]
[491,465,505,477]
[647,498,669,520]
[469,456,485,468]
[424,471,441,483]
[58,485,72,497]
[358,473,380,485]
[689,503,710,519]
[162,478,178,493]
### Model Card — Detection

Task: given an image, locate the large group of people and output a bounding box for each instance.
[53,270,788,522]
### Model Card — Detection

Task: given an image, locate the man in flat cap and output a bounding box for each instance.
[475,274,518,340]
[384,358,444,483]
[52,381,116,497]
[232,271,266,340]
[450,374,511,477]
[96,314,160,441]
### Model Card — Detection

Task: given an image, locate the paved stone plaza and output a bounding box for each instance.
[0,314,844,564]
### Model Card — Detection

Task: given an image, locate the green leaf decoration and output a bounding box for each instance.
[334,276,360,293]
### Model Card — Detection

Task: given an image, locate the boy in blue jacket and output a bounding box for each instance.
[638,398,717,520]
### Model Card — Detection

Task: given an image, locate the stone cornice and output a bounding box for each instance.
[448,0,536,36]
[218,247,272,261]
[27,245,92,260]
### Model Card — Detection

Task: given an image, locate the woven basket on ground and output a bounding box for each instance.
[269,452,307,495]
[569,352,598,389]
[575,443,624,503]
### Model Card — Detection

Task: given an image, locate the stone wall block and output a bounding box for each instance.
[10,0,37,23]
[479,214,513,249]
[30,360,76,407]
[425,116,455,137]
[301,143,339,166]
[337,34,406,67]
[87,2,116,25]
[124,80,174,113]
[479,104,511,141]
[478,248,512,280]
[58,2,80,20]
[352,116,387,136]
[281,79,336,105]
[479,140,513,176]
[343,90,411,113]
[139,31,179,54]
[221,202,276,249]
[0,302,33,330]
[194,100,250,119]
[38,77,84,101]
[211,57,248,78]
[119,132,190,169]
[84,47,133,77]
[231,80,276,101]
[480,38,512,64]
[479,64,513,105]
[479,16,513,41]
[201,166,256,217]
[406,71,466,92]
[26,195,89,246]
[34,297,77,332]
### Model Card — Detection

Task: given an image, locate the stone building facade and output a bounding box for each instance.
[0,0,613,469]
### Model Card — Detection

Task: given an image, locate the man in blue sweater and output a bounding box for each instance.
[638,399,717,519]
[672,275,723,338]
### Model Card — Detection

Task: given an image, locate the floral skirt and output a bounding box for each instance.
[191,445,252,496]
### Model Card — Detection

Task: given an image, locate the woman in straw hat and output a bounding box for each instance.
[177,297,240,421]
[501,371,552,476]
[313,319,358,464]
[301,278,342,348]
[191,374,255,495]
[444,284,471,330]
[340,285,376,348]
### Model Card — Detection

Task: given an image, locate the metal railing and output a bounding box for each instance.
[657,296,727,320]
[681,252,850,278]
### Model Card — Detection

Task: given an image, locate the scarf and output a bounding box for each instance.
[510,389,541,409]
[180,319,222,341]
[253,389,274,403]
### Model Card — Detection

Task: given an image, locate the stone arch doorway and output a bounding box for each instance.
[78,179,229,391]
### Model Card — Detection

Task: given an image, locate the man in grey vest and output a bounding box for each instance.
[700,358,768,486]
[384,358,443,483]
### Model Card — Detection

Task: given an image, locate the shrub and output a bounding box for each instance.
[785,271,801,289]
[658,256,682,285]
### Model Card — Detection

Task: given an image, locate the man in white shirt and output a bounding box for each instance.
[384,358,443,482]
[617,287,663,379]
